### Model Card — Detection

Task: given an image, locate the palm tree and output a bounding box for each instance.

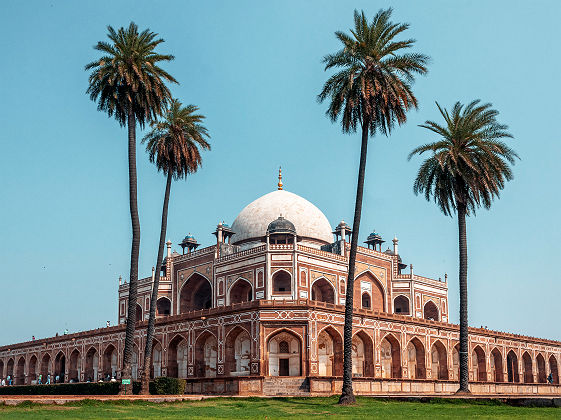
[409,100,518,393]
[140,99,210,394]
[85,22,177,386]
[318,9,428,404]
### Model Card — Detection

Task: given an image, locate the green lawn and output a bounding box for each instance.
[0,397,559,419]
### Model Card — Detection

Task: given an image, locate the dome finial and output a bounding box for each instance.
[277,166,283,190]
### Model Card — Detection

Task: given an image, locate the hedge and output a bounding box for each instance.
[0,377,185,395]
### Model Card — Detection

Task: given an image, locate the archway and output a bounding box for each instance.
[394,296,410,314]
[272,270,291,294]
[168,335,188,378]
[361,292,371,309]
[15,357,25,385]
[225,327,251,376]
[54,351,66,383]
[536,353,546,383]
[156,297,171,316]
[406,337,426,379]
[131,345,139,380]
[317,327,343,376]
[85,348,98,382]
[507,350,519,383]
[431,341,448,380]
[6,359,14,383]
[28,355,37,384]
[472,346,486,382]
[179,273,212,313]
[491,348,504,382]
[69,349,81,382]
[40,354,51,380]
[267,330,301,376]
[229,279,253,304]
[380,334,401,378]
[452,344,460,381]
[549,355,559,384]
[353,331,374,377]
[151,341,162,378]
[0,360,3,380]
[311,278,335,304]
[522,352,533,383]
[194,332,217,377]
[354,272,385,312]
[102,345,117,380]
[423,301,439,321]
[136,304,143,323]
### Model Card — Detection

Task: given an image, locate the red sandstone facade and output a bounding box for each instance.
[1,188,560,396]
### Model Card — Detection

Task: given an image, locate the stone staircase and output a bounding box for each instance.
[262,377,310,396]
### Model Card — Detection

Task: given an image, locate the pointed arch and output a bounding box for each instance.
[151,338,163,379]
[167,334,187,378]
[522,351,533,383]
[394,295,410,315]
[135,303,143,323]
[423,300,439,321]
[0,360,4,380]
[6,358,14,382]
[431,340,448,380]
[194,330,218,377]
[317,326,343,376]
[102,344,117,380]
[353,330,374,377]
[272,269,292,294]
[225,326,251,376]
[15,356,25,385]
[406,337,426,379]
[549,355,559,384]
[491,347,504,382]
[311,277,335,304]
[380,333,401,378]
[28,355,38,384]
[536,353,546,383]
[472,345,486,382]
[69,349,81,382]
[179,273,213,313]
[507,350,519,383]
[40,353,51,380]
[228,278,253,305]
[267,329,302,376]
[156,296,172,316]
[85,347,99,382]
[452,343,460,381]
[54,351,66,383]
[354,270,385,312]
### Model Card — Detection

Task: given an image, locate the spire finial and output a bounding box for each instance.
[277,166,283,190]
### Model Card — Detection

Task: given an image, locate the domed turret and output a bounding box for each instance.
[267,215,296,235]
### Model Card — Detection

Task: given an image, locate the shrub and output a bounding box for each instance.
[151,377,186,395]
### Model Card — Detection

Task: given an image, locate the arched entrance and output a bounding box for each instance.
[267,331,301,376]
[353,331,374,377]
[431,341,448,380]
[423,301,439,321]
[407,337,426,379]
[229,279,253,304]
[472,346,486,382]
[102,345,117,380]
[156,297,171,316]
[380,334,401,378]
[225,327,251,376]
[354,272,385,312]
[180,274,212,313]
[272,270,291,294]
[151,342,162,378]
[69,349,81,382]
[135,304,143,323]
[394,296,410,314]
[507,350,519,383]
[317,327,343,376]
[0,360,3,380]
[361,292,371,309]
[194,333,217,377]
[54,352,66,383]
[491,347,504,382]
[168,335,188,378]
[85,348,98,382]
[40,354,51,380]
[452,344,460,381]
[15,357,25,385]
[28,355,37,384]
[536,353,546,383]
[131,345,139,380]
[522,352,533,383]
[549,355,559,384]
[6,359,14,383]
[311,278,335,304]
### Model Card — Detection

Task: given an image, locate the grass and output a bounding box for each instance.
[0,397,559,419]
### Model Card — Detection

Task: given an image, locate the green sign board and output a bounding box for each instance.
[121,379,131,385]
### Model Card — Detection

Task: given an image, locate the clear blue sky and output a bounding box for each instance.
[1,1,559,345]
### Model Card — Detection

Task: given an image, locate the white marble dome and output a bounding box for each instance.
[231,190,333,245]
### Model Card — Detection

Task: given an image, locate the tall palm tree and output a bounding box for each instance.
[140,99,210,394]
[409,100,518,393]
[318,9,428,404]
[85,22,177,386]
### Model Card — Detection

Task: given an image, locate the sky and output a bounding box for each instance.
[0,0,560,345]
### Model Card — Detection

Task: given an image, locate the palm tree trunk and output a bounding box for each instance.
[140,170,173,395]
[339,117,370,405]
[457,202,470,393]
[120,109,141,393]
